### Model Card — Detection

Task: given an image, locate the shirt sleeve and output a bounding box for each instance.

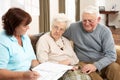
[0,44,9,69]
[36,36,50,63]
[93,29,116,71]
[63,24,72,40]
[65,39,79,65]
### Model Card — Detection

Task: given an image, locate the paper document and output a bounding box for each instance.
[32,62,73,80]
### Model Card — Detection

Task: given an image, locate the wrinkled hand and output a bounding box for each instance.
[71,66,79,70]
[23,71,40,80]
[59,59,71,65]
[81,64,97,74]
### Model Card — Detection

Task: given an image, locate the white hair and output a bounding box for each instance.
[52,13,70,29]
[83,5,100,17]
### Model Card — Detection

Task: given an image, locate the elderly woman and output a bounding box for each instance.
[36,13,91,80]
[0,8,39,80]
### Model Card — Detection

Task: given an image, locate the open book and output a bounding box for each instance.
[32,62,73,80]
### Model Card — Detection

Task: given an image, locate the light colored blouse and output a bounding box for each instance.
[36,32,79,65]
[0,31,36,71]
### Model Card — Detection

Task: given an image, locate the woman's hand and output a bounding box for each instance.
[59,59,71,65]
[23,71,40,80]
[71,66,79,70]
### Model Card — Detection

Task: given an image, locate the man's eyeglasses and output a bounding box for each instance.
[82,19,96,23]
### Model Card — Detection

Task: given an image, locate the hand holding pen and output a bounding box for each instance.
[22,70,40,80]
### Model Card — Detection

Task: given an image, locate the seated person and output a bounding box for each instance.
[0,7,40,80]
[36,13,91,80]
[63,5,120,80]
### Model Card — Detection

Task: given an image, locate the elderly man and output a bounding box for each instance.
[63,5,120,80]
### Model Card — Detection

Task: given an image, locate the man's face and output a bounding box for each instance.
[82,13,100,32]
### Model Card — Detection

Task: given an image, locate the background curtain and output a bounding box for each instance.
[39,0,50,32]
[75,0,80,21]
[59,0,65,13]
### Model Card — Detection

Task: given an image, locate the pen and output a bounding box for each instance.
[30,68,33,71]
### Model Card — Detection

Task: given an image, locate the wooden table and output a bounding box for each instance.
[100,11,119,27]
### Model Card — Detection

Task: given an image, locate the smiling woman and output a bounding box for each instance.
[0,7,40,80]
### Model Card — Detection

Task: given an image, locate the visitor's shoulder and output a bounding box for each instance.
[62,36,71,42]
[98,23,111,33]
[69,21,82,28]
[0,31,9,41]
[38,32,50,40]
[70,21,81,26]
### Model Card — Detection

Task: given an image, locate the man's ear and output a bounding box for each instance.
[97,17,101,22]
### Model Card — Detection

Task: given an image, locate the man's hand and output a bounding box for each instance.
[81,64,97,74]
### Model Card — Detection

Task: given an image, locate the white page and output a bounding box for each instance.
[32,62,73,80]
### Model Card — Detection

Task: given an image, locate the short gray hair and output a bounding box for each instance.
[83,5,100,17]
[52,13,70,29]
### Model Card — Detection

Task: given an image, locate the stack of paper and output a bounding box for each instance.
[32,62,73,80]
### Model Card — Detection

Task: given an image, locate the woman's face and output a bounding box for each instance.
[51,21,66,41]
[82,13,100,32]
[14,23,29,36]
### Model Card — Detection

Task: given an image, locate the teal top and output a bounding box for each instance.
[64,21,116,71]
[0,31,36,71]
